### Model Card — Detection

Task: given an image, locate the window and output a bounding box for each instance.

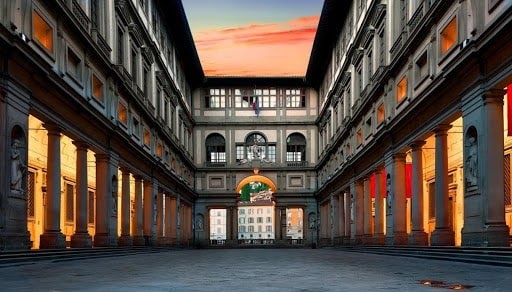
[428,181,435,219]
[33,10,53,52]
[396,75,408,103]
[248,218,254,224]
[131,46,138,82]
[205,89,226,108]
[92,74,104,102]
[365,117,372,137]
[239,217,245,224]
[117,27,124,65]
[88,190,95,224]
[286,133,306,162]
[65,183,74,222]
[205,134,226,163]
[239,208,245,215]
[118,101,128,125]
[415,50,429,84]
[378,28,385,66]
[505,154,511,206]
[67,48,82,80]
[234,89,256,108]
[440,17,457,55]
[257,217,263,223]
[245,133,267,161]
[266,217,272,223]
[266,225,272,232]
[91,0,100,30]
[357,128,363,145]
[285,89,306,108]
[239,226,246,233]
[248,226,254,232]
[253,88,277,108]
[156,143,163,157]
[267,144,276,162]
[143,128,151,146]
[367,48,373,78]
[377,103,385,124]
[357,64,363,95]
[27,171,35,218]
[143,65,151,98]
[132,118,140,137]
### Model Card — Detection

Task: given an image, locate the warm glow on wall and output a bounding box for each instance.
[377,103,385,124]
[33,10,53,52]
[92,74,103,101]
[397,76,408,103]
[118,102,127,125]
[143,129,151,146]
[440,17,457,54]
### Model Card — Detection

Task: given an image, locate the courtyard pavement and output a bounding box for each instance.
[0,248,511,291]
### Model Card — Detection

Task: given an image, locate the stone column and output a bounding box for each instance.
[70,141,92,248]
[157,190,165,245]
[344,189,352,244]
[409,141,428,245]
[363,177,373,245]
[164,194,172,245]
[39,124,66,249]
[93,154,110,246]
[143,178,157,246]
[354,180,364,245]
[386,153,408,245]
[431,125,455,246]
[232,206,238,244]
[280,207,287,242]
[169,196,177,245]
[338,192,346,244]
[373,169,385,245]
[118,168,132,246]
[132,175,145,245]
[274,207,281,242]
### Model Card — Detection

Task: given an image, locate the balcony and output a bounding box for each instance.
[205,161,226,168]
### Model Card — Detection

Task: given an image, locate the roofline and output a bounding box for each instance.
[157,0,205,88]
[204,76,308,87]
[305,0,350,89]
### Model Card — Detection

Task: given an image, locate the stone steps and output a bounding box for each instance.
[339,246,512,267]
[0,247,173,267]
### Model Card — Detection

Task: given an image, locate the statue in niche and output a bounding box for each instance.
[386,173,392,210]
[196,215,204,231]
[465,133,478,187]
[308,213,316,229]
[10,139,26,192]
[251,143,261,159]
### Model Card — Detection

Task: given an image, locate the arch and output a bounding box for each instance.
[235,174,277,194]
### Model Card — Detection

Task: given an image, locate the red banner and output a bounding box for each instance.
[406,163,412,198]
[370,173,376,198]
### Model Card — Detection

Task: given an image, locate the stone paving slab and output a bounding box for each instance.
[0,248,511,291]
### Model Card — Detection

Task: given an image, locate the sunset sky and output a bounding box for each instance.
[182,0,324,76]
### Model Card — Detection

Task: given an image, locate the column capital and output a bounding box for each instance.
[43,123,62,135]
[482,88,505,103]
[94,153,110,162]
[392,152,407,161]
[409,140,426,151]
[72,140,89,150]
[119,166,131,174]
[433,124,452,135]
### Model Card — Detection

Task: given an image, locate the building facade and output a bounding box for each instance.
[0,0,511,250]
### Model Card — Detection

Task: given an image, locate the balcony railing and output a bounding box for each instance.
[286,161,308,167]
[205,161,226,168]
[238,239,275,245]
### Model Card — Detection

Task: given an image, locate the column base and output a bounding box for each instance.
[362,234,373,245]
[430,228,455,246]
[333,236,344,245]
[93,233,118,247]
[409,230,429,246]
[40,231,66,249]
[386,232,408,245]
[70,232,92,248]
[342,236,351,245]
[118,235,133,246]
[0,231,31,250]
[462,224,510,247]
[132,235,146,246]
[372,233,385,245]
[144,235,157,246]
[157,236,170,246]
[354,234,363,245]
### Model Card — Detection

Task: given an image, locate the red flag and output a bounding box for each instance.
[406,163,412,198]
[370,173,376,198]
[508,85,512,136]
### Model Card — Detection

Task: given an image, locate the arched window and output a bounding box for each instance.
[286,133,306,162]
[205,134,226,163]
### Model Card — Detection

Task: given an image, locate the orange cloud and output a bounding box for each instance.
[192,15,320,76]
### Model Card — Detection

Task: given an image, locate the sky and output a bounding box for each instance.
[182,0,324,76]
